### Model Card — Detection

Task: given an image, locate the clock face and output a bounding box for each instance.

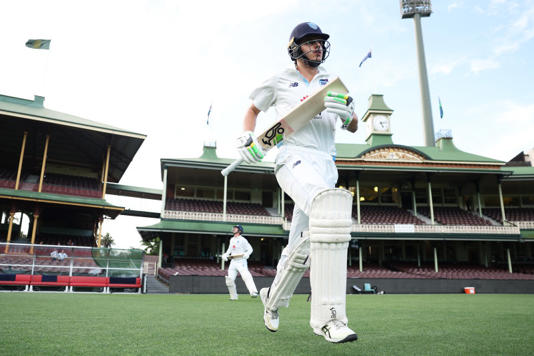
[373,115,389,131]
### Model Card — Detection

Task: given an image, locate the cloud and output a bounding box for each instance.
[447,2,460,12]
[470,58,500,73]
[430,58,465,75]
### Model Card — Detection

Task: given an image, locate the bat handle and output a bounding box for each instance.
[221,158,244,176]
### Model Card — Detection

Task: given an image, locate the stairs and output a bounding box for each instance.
[145,275,169,294]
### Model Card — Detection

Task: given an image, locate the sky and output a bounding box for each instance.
[1,0,533,248]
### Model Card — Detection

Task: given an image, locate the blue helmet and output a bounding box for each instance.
[288,22,331,66]
[233,225,244,234]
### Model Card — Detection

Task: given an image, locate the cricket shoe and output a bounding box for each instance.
[260,287,279,332]
[251,292,258,298]
[313,320,358,343]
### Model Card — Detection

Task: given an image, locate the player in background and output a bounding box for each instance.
[236,22,358,343]
[222,225,258,300]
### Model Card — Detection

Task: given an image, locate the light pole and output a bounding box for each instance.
[401,0,435,147]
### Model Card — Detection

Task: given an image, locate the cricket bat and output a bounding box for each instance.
[221,76,349,176]
[229,253,244,260]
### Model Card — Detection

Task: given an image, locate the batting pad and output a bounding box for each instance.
[265,232,310,311]
[308,188,352,329]
[225,276,238,300]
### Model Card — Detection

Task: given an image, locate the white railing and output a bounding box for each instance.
[351,224,520,235]
[513,221,534,229]
[163,210,283,225]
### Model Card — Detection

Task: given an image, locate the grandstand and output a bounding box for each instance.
[137,94,534,294]
[2,92,534,294]
[0,93,149,292]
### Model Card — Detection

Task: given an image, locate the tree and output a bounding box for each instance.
[141,237,160,255]
[101,233,114,248]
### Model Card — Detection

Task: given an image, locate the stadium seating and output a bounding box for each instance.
[356,205,425,225]
[41,173,101,198]
[0,168,17,189]
[417,207,492,226]
[483,207,534,223]
[165,198,270,216]
[157,260,534,281]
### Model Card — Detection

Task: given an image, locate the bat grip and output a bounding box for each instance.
[221,157,244,176]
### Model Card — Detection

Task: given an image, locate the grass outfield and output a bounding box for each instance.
[1,293,534,356]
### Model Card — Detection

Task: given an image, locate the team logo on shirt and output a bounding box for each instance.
[319,78,329,86]
[289,81,299,87]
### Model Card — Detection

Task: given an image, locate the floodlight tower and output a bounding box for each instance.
[401,0,435,147]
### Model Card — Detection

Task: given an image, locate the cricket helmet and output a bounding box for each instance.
[233,225,244,234]
[288,22,331,66]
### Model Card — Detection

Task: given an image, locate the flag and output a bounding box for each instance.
[206,104,212,125]
[438,97,444,119]
[25,39,51,50]
[358,50,372,67]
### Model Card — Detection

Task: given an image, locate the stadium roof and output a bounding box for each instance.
[0,94,146,182]
[106,183,162,200]
[0,187,124,218]
[137,219,288,239]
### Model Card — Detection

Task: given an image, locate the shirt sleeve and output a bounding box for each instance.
[243,238,253,259]
[249,75,278,112]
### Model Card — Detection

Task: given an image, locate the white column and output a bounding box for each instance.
[433,247,438,273]
[158,239,163,270]
[358,246,363,272]
[477,191,482,217]
[507,248,512,273]
[428,181,434,224]
[161,168,168,217]
[356,179,361,224]
[412,190,417,216]
[221,242,226,270]
[223,176,228,221]
[498,182,507,225]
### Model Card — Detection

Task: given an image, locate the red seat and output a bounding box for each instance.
[31,275,70,287]
[70,276,109,287]
[0,274,31,286]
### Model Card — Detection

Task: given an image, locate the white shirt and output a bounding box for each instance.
[224,234,253,260]
[249,66,338,156]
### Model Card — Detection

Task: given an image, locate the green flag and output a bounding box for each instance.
[25,39,51,50]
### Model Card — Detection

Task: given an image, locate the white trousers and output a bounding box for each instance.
[275,147,338,251]
[227,258,257,295]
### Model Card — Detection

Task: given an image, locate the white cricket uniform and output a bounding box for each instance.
[250,66,339,251]
[224,234,258,295]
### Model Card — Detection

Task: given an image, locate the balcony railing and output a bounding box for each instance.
[163,210,283,225]
[352,224,520,235]
[164,210,525,235]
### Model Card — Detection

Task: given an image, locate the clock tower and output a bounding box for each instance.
[361,94,394,146]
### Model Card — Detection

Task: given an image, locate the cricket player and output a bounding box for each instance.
[236,22,358,343]
[222,225,258,300]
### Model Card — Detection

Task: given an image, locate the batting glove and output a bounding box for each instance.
[222,253,228,262]
[237,131,264,164]
[324,91,355,130]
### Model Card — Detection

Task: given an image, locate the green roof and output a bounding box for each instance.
[500,166,534,181]
[161,146,275,176]
[336,138,503,164]
[0,94,145,139]
[0,187,124,218]
[106,183,162,199]
[137,219,287,238]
